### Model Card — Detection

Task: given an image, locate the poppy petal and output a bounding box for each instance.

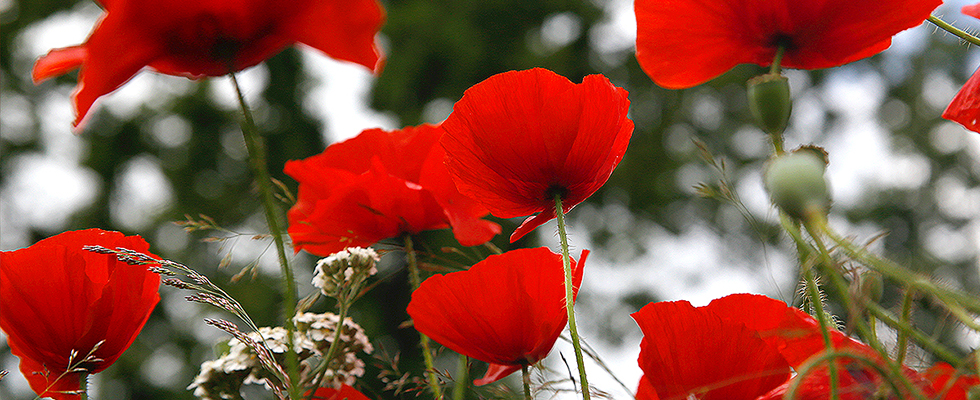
[0,229,160,400]
[632,297,792,400]
[407,247,587,385]
[309,384,372,400]
[473,363,522,386]
[441,68,632,241]
[635,0,940,88]
[72,12,160,128]
[285,125,498,256]
[944,66,980,133]
[32,46,88,84]
[291,0,385,73]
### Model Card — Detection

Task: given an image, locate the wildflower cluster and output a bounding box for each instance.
[188,313,373,399]
[312,247,379,300]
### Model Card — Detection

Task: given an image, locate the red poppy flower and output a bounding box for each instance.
[440,68,633,242]
[0,229,161,399]
[943,4,980,133]
[31,0,385,128]
[406,247,588,385]
[632,294,798,400]
[309,384,371,400]
[633,293,938,400]
[755,343,936,400]
[634,0,941,89]
[285,124,501,256]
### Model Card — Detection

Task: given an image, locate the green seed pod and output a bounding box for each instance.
[747,73,792,136]
[764,148,831,220]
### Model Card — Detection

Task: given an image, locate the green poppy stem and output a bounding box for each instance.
[405,235,444,399]
[928,15,980,46]
[229,72,300,399]
[79,373,88,400]
[452,355,468,400]
[769,45,786,76]
[522,365,532,400]
[554,194,590,400]
[305,296,351,400]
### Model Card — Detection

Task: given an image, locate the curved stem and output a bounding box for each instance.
[816,218,980,315]
[554,195,590,400]
[928,15,980,46]
[229,72,300,399]
[305,300,351,399]
[895,290,915,365]
[405,235,444,399]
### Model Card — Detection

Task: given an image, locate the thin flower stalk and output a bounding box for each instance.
[814,218,980,315]
[927,15,980,46]
[801,268,840,400]
[522,365,532,400]
[555,195,590,400]
[404,235,444,399]
[452,355,468,400]
[229,71,301,399]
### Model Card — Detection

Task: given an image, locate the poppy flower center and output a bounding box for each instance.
[167,13,242,67]
[769,33,795,52]
[545,185,569,202]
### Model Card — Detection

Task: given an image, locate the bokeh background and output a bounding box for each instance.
[3,0,980,398]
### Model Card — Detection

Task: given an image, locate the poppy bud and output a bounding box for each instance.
[764,147,831,220]
[747,74,792,136]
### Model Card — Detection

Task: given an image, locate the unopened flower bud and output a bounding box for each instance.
[312,247,380,299]
[747,73,792,136]
[764,148,831,220]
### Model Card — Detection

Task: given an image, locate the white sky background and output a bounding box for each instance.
[3,0,980,398]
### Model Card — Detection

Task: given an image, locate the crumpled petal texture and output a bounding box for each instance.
[634,293,945,400]
[440,68,632,242]
[32,0,385,128]
[406,247,587,385]
[0,229,161,400]
[632,295,793,400]
[285,125,500,256]
[635,0,941,88]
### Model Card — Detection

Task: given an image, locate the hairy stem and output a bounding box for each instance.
[522,365,532,400]
[453,355,468,400]
[405,235,444,399]
[230,72,300,398]
[554,195,590,400]
[928,15,980,46]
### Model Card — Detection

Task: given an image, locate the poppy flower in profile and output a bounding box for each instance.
[406,247,588,385]
[943,4,980,134]
[633,293,938,400]
[634,0,941,89]
[285,124,501,256]
[632,294,797,400]
[31,0,385,128]
[0,229,161,399]
[440,68,633,242]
